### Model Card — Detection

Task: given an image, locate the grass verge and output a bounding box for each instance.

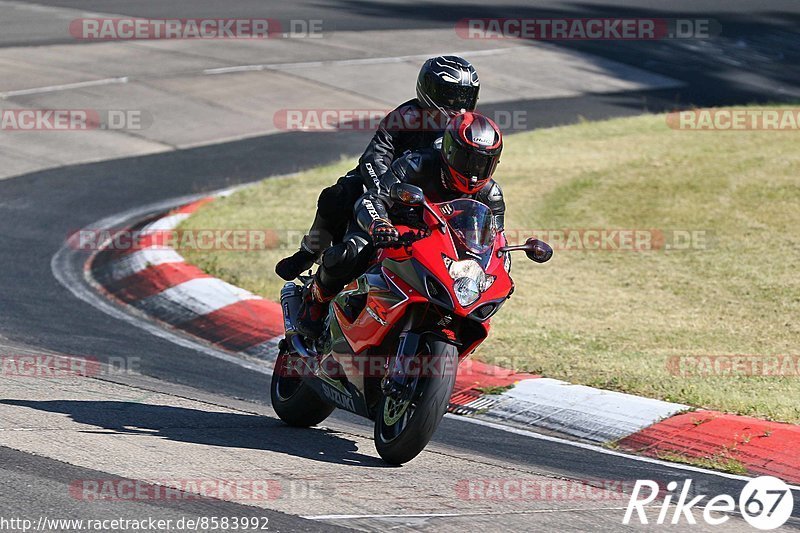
[656,451,748,476]
[179,107,800,423]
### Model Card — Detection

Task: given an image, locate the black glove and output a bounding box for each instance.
[369,219,399,247]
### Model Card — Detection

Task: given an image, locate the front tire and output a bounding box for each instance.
[374,339,458,465]
[271,346,334,427]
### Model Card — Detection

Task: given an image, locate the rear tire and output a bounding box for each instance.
[374,338,457,465]
[271,347,334,427]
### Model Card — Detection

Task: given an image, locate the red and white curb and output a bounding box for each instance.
[86,198,800,484]
[90,198,284,364]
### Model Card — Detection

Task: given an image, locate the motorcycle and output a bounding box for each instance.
[271,183,552,464]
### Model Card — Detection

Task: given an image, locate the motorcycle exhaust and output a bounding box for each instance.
[280,282,303,334]
[280,282,316,358]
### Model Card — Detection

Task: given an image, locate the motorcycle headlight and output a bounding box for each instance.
[453,277,480,307]
[442,254,495,291]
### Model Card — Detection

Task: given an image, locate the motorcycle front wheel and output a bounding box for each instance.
[374,338,458,465]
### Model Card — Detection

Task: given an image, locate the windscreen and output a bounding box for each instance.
[439,199,496,264]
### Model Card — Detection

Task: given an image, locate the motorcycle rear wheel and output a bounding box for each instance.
[271,346,334,427]
[374,338,458,465]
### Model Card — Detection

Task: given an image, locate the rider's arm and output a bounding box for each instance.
[354,148,440,234]
[353,192,400,246]
[358,103,421,196]
[476,180,506,231]
[354,192,391,234]
[476,180,510,273]
[357,149,435,231]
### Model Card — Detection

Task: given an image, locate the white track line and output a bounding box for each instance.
[203,48,516,75]
[0,49,516,98]
[304,507,637,520]
[1,44,683,102]
[0,77,129,99]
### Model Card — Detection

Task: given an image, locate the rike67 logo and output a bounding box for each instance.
[624,476,794,529]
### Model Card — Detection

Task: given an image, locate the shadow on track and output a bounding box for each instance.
[0,399,389,468]
[324,0,800,105]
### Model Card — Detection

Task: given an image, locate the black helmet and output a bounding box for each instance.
[416,56,480,116]
[440,112,502,194]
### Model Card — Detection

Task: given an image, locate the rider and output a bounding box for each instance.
[275,55,481,282]
[296,111,506,338]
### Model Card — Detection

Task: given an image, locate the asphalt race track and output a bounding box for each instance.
[1,1,799,531]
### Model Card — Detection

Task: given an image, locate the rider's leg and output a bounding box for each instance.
[275,170,364,281]
[296,231,373,339]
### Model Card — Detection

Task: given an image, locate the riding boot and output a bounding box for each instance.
[295,276,336,339]
[275,213,336,281]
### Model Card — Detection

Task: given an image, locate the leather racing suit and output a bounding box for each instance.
[297,99,446,259]
[314,147,506,295]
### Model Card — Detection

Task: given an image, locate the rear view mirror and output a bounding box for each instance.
[524,239,553,263]
[390,183,425,206]
[500,238,553,263]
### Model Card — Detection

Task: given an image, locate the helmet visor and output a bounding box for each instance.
[433,83,479,112]
[444,147,498,181]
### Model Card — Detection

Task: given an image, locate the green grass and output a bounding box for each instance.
[476,385,516,396]
[656,451,748,476]
[180,107,800,423]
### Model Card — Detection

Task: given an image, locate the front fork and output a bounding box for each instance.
[381,332,422,402]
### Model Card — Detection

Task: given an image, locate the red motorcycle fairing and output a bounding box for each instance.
[330,199,513,360]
